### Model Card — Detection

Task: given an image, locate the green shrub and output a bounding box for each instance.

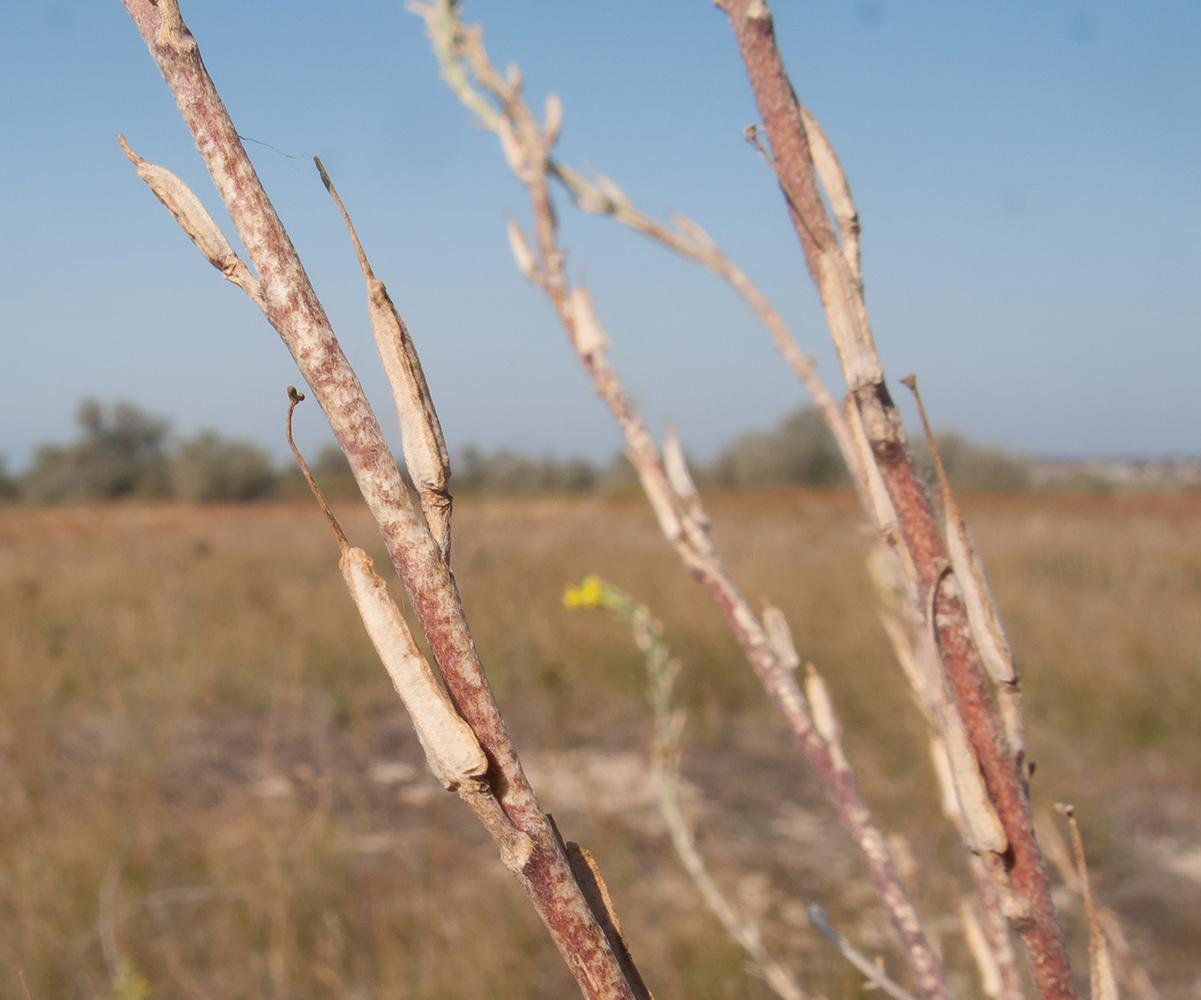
[170,430,279,502]
[21,399,170,502]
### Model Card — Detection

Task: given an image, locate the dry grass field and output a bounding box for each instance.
[0,489,1197,999]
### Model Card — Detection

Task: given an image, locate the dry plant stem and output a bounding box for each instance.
[718,3,1071,996]
[904,375,1023,759]
[656,767,804,1000]
[1056,806,1118,1000]
[612,586,805,1000]
[969,858,1026,1000]
[545,160,867,500]
[412,8,948,998]
[118,4,644,997]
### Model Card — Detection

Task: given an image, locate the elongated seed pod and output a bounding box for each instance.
[118,135,239,273]
[568,286,611,358]
[506,217,539,283]
[762,603,801,671]
[316,159,453,561]
[942,701,1007,855]
[804,663,840,747]
[662,421,709,536]
[543,92,563,148]
[340,546,487,787]
[902,375,1024,757]
[799,106,861,286]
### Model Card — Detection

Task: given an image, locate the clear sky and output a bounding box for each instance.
[1,1,1198,468]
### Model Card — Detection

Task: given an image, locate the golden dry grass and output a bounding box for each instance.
[0,490,1197,999]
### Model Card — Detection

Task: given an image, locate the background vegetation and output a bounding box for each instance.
[0,490,1197,998]
[6,398,1125,507]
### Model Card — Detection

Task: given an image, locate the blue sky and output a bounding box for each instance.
[1,1,1198,468]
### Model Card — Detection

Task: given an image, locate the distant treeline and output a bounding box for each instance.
[0,398,1048,505]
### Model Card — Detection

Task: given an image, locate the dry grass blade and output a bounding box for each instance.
[314,158,454,563]
[1055,805,1118,1000]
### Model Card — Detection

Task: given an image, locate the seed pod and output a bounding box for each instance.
[340,547,487,787]
[506,217,539,283]
[316,158,452,561]
[568,286,611,357]
[942,702,1007,856]
[117,135,240,275]
[762,603,801,671]
[804,663,840,747]
[661,422,698,504]
[497,120,528,179]
[594,173,632,210]
[543,92,563,148]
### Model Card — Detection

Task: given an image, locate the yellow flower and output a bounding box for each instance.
[563,574,605,609]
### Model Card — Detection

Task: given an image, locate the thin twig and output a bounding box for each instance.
[1056,805,1119,1000]
[565,576,806,1000]
[807,905,919,1000]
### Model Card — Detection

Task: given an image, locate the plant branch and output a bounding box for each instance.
[413,7,951,998]
[717,2,1072,997]
[566,576,806,1000]
[117,3,646,996]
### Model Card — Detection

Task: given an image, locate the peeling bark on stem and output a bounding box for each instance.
[719,2,1072,997]
[118,4,644,997]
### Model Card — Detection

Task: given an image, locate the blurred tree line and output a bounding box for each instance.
[0,399,1035,505]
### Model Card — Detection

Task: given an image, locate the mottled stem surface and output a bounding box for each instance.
[719,2,1072,998]
[118,3,644,997]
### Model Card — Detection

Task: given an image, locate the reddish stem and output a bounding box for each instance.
[719,3,1073,998]
[118,4,644,997]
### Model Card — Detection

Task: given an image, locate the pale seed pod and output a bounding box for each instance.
[804,663,840,747]
[340,547,487,788]
[669,211,717,251]
[497,120,528,179]
[942,702,1008,856]
[506,217,540,283]
[569,176,611,215]
[543,92,563,148]
[316,158,452,561]
[928,735,964,825]
[799,105,862,286]
[594,173,632,210]
[636,462,682,544]
[568,286,611,357]
[661,422,698,503]
[117,134,240,275]
[662,421,709,538]
[762,603,801,671]
[946,519,1016,686]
